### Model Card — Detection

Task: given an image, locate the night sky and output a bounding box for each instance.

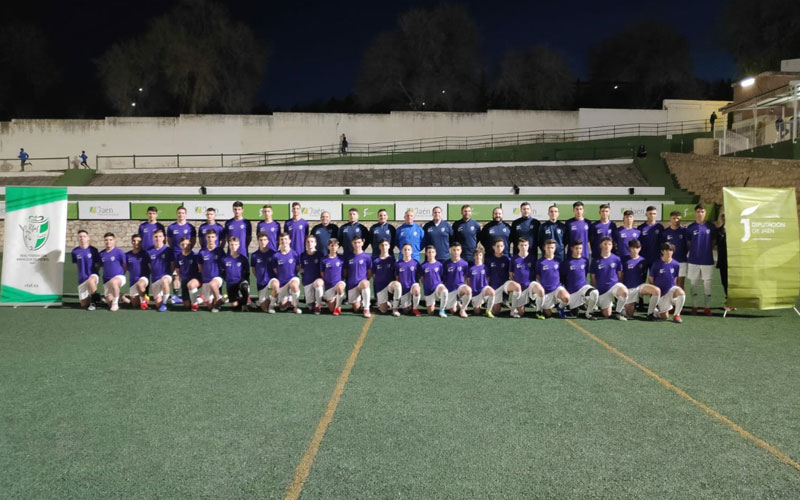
[9,0,735,110]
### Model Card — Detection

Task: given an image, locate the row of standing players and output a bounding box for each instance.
[70,201,723,320]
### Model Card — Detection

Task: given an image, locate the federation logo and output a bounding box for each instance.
[19,215,50,251]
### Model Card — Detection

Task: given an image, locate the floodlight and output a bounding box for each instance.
[131,102,137,107]
[740,77,755,88]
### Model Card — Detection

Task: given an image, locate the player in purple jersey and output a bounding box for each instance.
[267,233,302,314]
[589,204,617,260]
[636,206,664,266]
[344,236,373,317]
[198,208,225,251]
[510,238,545,318]
[590,237,629,320]
[562,242,599,320]
[147,229,175,312]
[256,205,281,253]
[138,206,165,252]
[621,239,661,321]
[317,239,347,316]
[372,239,401,316]
[125,234,150,310]
[536,239,570,318]
[249,232,276,312]
[99,232,127,312]
[300,235,324,314]
[71,229,101,310]
[614,210,641,261]
[420,246,448,317]
[686,204,716,316]
[393,243,422,316]
[650,242,686,323]
[485,239,523,318]
[441,242,472,318]
[175,237,202,312]
[468,248,496,317]
[224,201,252,257]
[566,201,591,261]
[198,231,226,312]
[222,237,251,312]
[661,210,688,290]
[284,202,309,257]
[167,206,197,257]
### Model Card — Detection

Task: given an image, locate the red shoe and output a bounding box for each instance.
[704,308,712,316]
[191,303,199,312]
[412,308,421,317]
[673,314,683,323]
[140,300,148,310]
[333,307,341,316]
[691,307,698,315]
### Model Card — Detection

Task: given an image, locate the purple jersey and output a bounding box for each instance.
[147,245,174,282]
[176,251,200,283]
[99,247,126,283]
[71,246,100,284]
[637,222,664,264]
[486,254,511,289]
[566,218,591,260]
[443,259,469,292]
[198,222,224,250]
[138,222,165,251]
[590,220,617,259]
[345,252,372,290]
[256,221,281,252]
[222,254,249,285]
[224,218,252,257]
[126,250,150,284]
[284,218,309,257]
[468,264,488,291]
[511,254,537,289]
[167,222,196,254]
[661,226,688,262]
[199,247,225,283]
[590,254,622,294]
[270,250,299,287]
[321,255,345,289]
[372,255,396,292]
[650,259,680,291]
[536,258,562,294]
[686,222,716,265]
[300,251,323,286]
[621,256,647,289]
[394,259,420,294]
[614,227,641,261]
[420,260,443,295]
[250,249,275,289]
[562,257,589,294]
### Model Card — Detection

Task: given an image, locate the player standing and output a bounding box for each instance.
[538,205,566,262]
[452,204,481,266]
[71,230,101,311]
[562,241,599,320]
[566,202,591,260]
[614,210,641,262]
[98,232,127,312]
[284,202,309,257]
[589,204,617,261]
[138,206,164,251]
[650,242,686,323]
[637,206,664,271]
[198,208,224,251]
[224,201,252,257]
[590,237,629,320]
[511,202,540,258]
[686,204,716,316]
[338,207,370,260]
[166,206,195,304]
[256,205,281,252]
[368,209,396,258]
[660,210,688,290]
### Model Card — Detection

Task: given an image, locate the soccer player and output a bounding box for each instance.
[369,209,395,258]
[566,202,591,261]
[637,206,664,269]
[590,237,629,320]
[300,235,323,314]
[420,246,448,317]
[422,206,454,263]
[318,239,346,316]
[372,239,400,315]
[338,207,370,260]
[256,205,281,252]
[650,242,686,323]
[468,248,496,318]
[284,202,309,257]
[510,238,544,318]
[538,205,566,262]
[661,210,688,289]
[147,229,175,312]
[71,230,100,311]
[126,234,150,309]
[614,210,641,262]
[396,209,425,262]
[452,204,481,265]
[486,239,522,318]
[222,237,251,312]
[250,232,276,312]
[511,202,540,258]
[268,233,302,314]
[621,239,661,320]
[562,241,599,320]
[589,204,617,260]
[393,243,422,316]
[98,232,127,312]
[344,235,373,317]
[198,208,224,251]
[537,239,570,318]
[138,206,165,251]
[442,242,472,318]
[686,204,716,316]
[198,231,226,312]
[311,210,339,255]
[225,201,252,257]
[167,206,197,259]
[175,237,202,312]
[479,207,512,257]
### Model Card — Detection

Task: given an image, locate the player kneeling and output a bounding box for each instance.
[250,232,275,312]
[621,239,661,320]
[511,238,544,318]
[175,237,202,311]
[344,236,373,318]
[590,237,629,320]
[300,235,323,314]
[468,248,496,318]
[223,237,251,312]
[393,243,422,316]
[318,239,346,315]
[563,241,599,320]
[421,246,449,317]
[372,239,401,316]
[268,233,302,314]
[650,243,686,323]
[442,242,472,318]
[537,239,570,318]
[486,239,522,318]
[198,232,226,312]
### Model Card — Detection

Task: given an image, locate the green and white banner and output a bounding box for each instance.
[723,187,800,309]
[0,187,68,306]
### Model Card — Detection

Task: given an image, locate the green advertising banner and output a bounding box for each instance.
[130,202,183,220]
[344,204,395,221]
[662,204,717,222]
[723,187,800,309]
[447,203,496,221]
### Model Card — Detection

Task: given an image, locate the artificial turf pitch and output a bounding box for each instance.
[2,265,800,499]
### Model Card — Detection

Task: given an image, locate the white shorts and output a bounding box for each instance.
[398,291,414,309]
[348,285,369,304]
[625,284,646,305]
[149,275,172,299]
[678,262,688,278]
[258,286,270,305]
[519,281,540,303]
[102,275,126,295]
[78,274,99,301]
[542,286,567,310]
[424,285,447,307]
[444,285,470,309]
[656,286,683,314]
[567,285,595,310]
[494,280,516,299]
[323,282,345,302]
[687,264,714,280]
[376,284,392,306]
[269,278,297,305]
[598,283,627,310]
[304,284,318,305]
[127,276,149,296]
[471,286,494,308]
[200,277,224,301]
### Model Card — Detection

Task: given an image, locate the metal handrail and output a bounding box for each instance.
[0,156,70,172]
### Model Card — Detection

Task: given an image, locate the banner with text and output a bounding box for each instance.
[78,200,130,220]
[395,202,447,222]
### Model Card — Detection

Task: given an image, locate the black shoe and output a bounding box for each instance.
[584,313,597,321]
[646,314,658,321]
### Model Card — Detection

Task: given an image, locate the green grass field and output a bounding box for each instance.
[2,262,800,499]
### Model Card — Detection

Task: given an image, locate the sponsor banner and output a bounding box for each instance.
[344,204,394,221]
[67,203,78,220]
[395,202,447,222]
[447,203,496,221]
[78,200,130,220]
[130,202,183,220]
[607,202,661,221]
[501,201,555,220]
[662,204,716,222]
[297,202,342,222]
[723,187,800,309]
[245,203,290,221]
[183,201,236,221]
[1,187,68,306]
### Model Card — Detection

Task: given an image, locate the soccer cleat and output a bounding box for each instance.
[438,308,447,318]
[534,311,545,320]
[411,308,421,317]
[87,304,96,311]
[211,307,219,313]
[584,312,597,321]
[556,306,567,319]
[646,314,658,321]
[459,309,468,318]
[110,304,119,312]
[140,300,149,310]
[214,297,226,309]
[293,307,303,315]
[171,294,183,305]
[191,303,199,312]
[364,310,372,318]
[510,309,520,318]
[267,308,276,314]
[158,304,168,312]
[392,310,400,317]
[673,314,683,323]
[332,307,341,316]
[704,307,712,316]
[247,301,260,311]
[691,307,698,315]
[615,312,627,321]
[485,309,495,319]
[314,305,322,315]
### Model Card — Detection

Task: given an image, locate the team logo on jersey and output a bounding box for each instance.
[19,215,50,251]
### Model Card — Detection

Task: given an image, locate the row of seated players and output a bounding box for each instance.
[71,225,687,322]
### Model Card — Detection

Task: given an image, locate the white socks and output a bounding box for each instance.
[647,295,658,315]
[672,294,686,315]
[585,289,599,312]
[361,287,371,310]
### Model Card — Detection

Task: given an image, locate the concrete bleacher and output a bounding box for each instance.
[0,176,58,186]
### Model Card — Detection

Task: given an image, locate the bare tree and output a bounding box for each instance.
[493,45,574,109]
